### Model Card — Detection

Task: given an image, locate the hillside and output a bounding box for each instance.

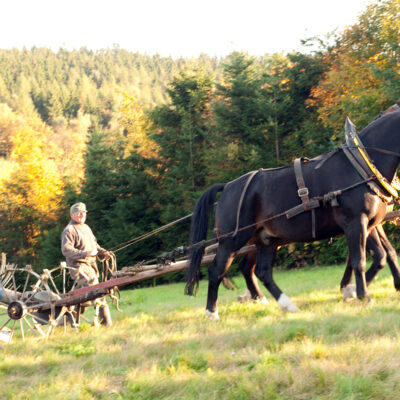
[1,264,400,399]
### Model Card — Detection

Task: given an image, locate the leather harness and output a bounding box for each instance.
[231,106,400,240]
[290,158,319,238]
[288,116,398,239]
[342,116,398,200]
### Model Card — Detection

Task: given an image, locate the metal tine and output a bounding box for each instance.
[0,260,15,288]
[1,266,15,300]
[33,322,46,337]
[19,320,25,341]
[79,314,90,322]
[49,303,56,329]
[11,320,16,341]
[11,271,18,299]
[46,271,60,295]
[1,272,13,288]
[63,268,66,294]
[0,317,12,332]
[0,255,5,275]
[23,316,40,336]
[26,312,50,326]
[45,314,56,338]
[22,270,31,296]
[24,289,40,304]
[23,279,44,304]
[70,279,78,291]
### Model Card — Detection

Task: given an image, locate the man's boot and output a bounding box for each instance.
[98,305,112,326]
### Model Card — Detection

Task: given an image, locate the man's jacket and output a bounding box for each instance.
[61,220,105,273]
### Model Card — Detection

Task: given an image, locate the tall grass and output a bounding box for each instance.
[1,264,400,399]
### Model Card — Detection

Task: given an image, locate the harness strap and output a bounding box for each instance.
[292,158,319,239]
[294,158,311,208]
[232,169,261,237]
[314,148,339,170]
[341,145,370,180]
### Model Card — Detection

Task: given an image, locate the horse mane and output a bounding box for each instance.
[359,101,400,140]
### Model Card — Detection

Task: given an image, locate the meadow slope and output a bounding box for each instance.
[1,264,400,400]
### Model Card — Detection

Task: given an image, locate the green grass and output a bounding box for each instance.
[1,264,400,399]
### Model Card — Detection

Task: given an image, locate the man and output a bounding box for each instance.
[61,202,112,326]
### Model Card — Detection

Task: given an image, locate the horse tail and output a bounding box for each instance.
[185,183,225,295]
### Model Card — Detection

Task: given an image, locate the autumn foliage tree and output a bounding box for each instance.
[309,0,400,134]
[0,125,64,263]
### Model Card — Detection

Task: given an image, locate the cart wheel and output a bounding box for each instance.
[0,265,75,343]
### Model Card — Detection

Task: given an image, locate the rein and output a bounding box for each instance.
[106,121,400,260]
[108,142,400,260]
[108,212,193,253]
[361,146,400,159]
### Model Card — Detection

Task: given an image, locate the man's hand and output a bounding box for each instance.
[99,250,112,261]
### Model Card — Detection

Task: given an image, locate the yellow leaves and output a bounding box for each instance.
[368,52,387,68]
[279,78,290,87]
[49,113,90,185]
[115,91,159,159]
[7,126,64,216]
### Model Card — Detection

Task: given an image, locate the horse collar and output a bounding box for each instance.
[344,117,398,198]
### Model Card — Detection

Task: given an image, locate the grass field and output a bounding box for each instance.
[1,264,400,399]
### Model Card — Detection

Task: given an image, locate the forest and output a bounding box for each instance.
[0,0,399,281]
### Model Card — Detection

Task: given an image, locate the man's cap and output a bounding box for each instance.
[70,202,87,214]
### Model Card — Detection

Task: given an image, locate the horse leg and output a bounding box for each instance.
[237,253,268,304]
[205,245,235,320]
[340,254,357,300]
[345,219,369,300]
[254,244,299,312]
[341,227,383,289]
[342,226,386,300]
[365,226,387,284]
[340,254,353,288]
[375,225,400,290]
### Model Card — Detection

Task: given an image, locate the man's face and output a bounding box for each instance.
[71,211,87,224]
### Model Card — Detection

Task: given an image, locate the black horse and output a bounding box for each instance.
[340,223,400,298]
[186,111,400,319]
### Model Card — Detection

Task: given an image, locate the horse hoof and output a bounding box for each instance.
[237,289,269,305]
[358,295,373,304]
[256,297,269,305]
[278,293,299,312]
[205,309,219,320]
[237,289,252,303]
[341,284,357,300]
